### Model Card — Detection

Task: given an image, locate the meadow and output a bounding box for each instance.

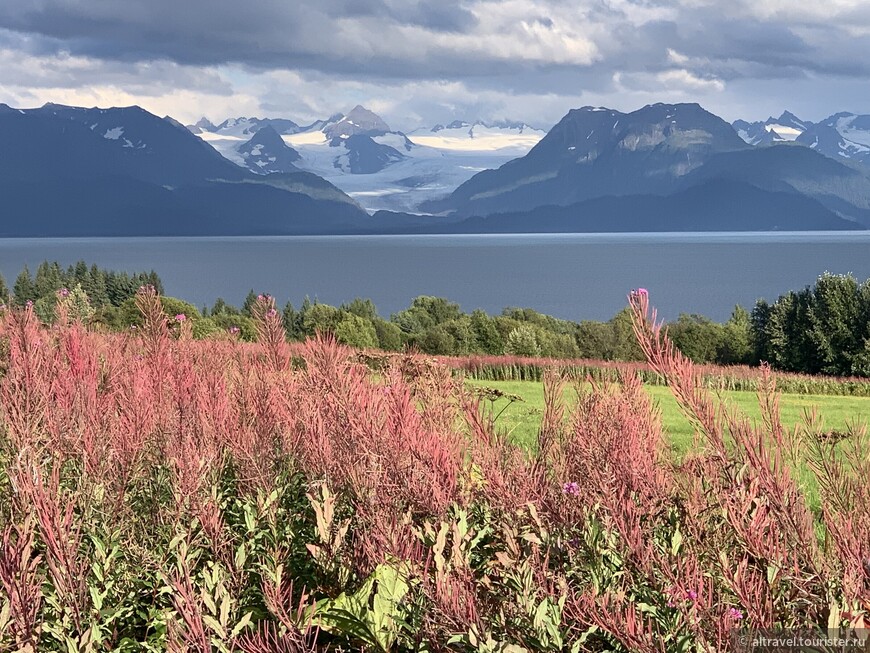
[2,287,870,652]
[466,379,870,456]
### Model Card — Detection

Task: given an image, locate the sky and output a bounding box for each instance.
[1,0,869,131]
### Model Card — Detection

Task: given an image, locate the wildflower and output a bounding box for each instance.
[266,308,278,318]
[228,326,240,335]
[175,313,187,322]
[562,481,580,496]
[25,300,33,308]
[727,607,743,620]
[686,589,698,601]
[130,324,138,330]
[57,287,70,298]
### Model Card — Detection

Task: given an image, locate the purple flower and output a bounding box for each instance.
[228,326,241,335]
[266,308,278,318]
[562,481,580,496]
[728,607,743,620]
[174,313,186,322]
[57,288,70,298]
[25,300,33,308]
[686,589,698,601]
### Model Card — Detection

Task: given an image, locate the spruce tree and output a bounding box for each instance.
[13,265,37,305]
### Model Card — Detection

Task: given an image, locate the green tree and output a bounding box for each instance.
[607,307,644,361]
[575,320,611,359]
[505,325,542,357]
[717,305,752,365]
[392,296,461,335]
[341,298,379,321]
[373,319,404,351]
[418,325,456,355]
[34,261,63,297]
[807,273,861,375]
[13,265,37,306]
[470,309,503,354]
[302,304,342,336]
[282,302,298,340]
[334,314,379,349]
[667,314,725,364]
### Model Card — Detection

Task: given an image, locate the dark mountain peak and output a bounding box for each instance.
[194,117,216,132]
[236,125,301,174]
[325,106,391,139]
[252,123,281,139]
[576,105,619,112]
[432,120,472,132]
[40,101,78,111]
[778,110,803,123]
[327,133,406,174]
[825,111,855,122]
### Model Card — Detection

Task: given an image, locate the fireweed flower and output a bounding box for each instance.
[728,607,743,620]
[229,326,241,335]
[57,288,70,298]
[686,589,698,601]
[266,309,278,318]
[25,300,33,308]
[175,314,187,322]
[562,481,580,496]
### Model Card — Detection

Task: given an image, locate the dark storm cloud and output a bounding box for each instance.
[3,0,870,82]
[1,0,869,126]
[0,0,481,69]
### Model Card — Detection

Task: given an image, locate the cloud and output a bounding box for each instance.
[0,0,867,126]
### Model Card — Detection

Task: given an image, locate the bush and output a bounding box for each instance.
[334,313,378,349]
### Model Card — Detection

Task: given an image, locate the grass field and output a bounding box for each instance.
[468,378,870,456]
[469,377,870,512]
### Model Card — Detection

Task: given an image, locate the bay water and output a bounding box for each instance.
[1,232,869,321]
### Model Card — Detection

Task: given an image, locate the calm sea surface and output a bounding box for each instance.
[1,232,869,321]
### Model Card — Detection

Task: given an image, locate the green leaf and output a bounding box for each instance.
[89,585,104,612]
[230,611,253,639]
[234,543,247,571]
[202,614,227,639]
[670,527,683,556]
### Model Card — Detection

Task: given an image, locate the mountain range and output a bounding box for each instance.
[1,100,869,235]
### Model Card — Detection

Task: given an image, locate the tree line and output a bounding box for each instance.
[3,264,869,377]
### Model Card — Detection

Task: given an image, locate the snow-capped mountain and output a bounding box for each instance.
[324,105,391,139]
[236,125,301,173]
[408,120,545,154]
[0,102,369,235]
[733,111,809,145]
[427,103,749,216]
[796,112,870,168]
[193,107,546,212]
[733,109,870,169]
[190,116,302,138]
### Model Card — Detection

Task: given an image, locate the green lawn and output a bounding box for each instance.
[468,379,870,457]
[469,379,870,512]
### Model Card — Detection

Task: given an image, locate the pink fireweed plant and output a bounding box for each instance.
[0,287,864,651]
